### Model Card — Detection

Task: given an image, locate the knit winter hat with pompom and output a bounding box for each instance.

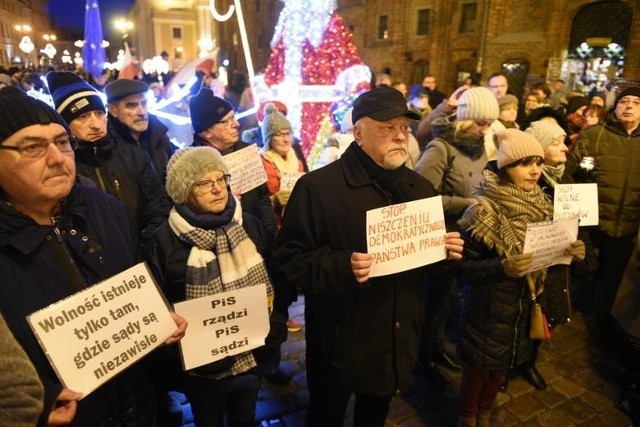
[165,146,229,204]
[495,128,544,169]
[261,103,291,148]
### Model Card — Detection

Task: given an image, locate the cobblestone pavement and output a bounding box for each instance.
[177,295,637,426]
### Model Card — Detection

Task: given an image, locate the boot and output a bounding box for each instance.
[520,365,546,390]
[457,416,477,427]
[476,409,492,427]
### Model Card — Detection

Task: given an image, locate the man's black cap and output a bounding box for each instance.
[352,86,421,124]
[105,79,149,103]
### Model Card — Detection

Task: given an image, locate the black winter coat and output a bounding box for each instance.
[108,115,176,183]
[144,211,286,378]
[272,142,443,396]
[0,184,155,426]
[455,230,535,370]
[74,131,171,246]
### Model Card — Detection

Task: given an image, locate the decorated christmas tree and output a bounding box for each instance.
[258,0,371,165]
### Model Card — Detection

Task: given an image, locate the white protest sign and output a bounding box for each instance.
[280,171,304,192]
[523,216,579,272]
[27,263,176,397]
[553,183,599,226]
[223,144,268,194]
[367,196,447,278]
[173,283,270,370]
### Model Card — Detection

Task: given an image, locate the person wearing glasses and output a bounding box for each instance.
[259,103,305,227]
[272,86,465,426]
[105,79,176,183]
[0,88,187,425]
[46,71,171,247]
[572,87,640,337]
[144,146,286,427]
[189,88,278,238]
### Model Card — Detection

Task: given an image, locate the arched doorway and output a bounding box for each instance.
[566,1,631,91]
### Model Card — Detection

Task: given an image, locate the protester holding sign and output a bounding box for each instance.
[0,88,186,426]
[190,88,278,237]
[144,146,286,427]
[526,120,597,320]
[455,129,585,427]
[272,85,464,427]
[260,103,305,226]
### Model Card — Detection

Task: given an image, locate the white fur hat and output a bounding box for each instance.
[165,146,229,204]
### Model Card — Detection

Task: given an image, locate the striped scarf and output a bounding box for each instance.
[458,168,554,286]
[168,202,274,379]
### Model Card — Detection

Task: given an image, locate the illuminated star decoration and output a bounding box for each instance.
[82,0,106,79]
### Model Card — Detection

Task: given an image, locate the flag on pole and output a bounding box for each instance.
[118,42,137,80]
[82,0,106,78]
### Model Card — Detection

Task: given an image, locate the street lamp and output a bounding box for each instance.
[114,18,134,39]
[15,24,34,66]
[42,33,57,62]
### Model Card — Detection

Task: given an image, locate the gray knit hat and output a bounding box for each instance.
[457,87,500,121]
[165,146,229,204]
[525,120,567,150]
[261,103,291,147]
[495,129,544,169]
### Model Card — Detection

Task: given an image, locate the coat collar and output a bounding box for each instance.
[0,184,89,255]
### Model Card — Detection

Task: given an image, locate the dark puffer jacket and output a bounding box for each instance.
[573,112,640,237]
[456,229,535,370]
[0,184,155,426]
[74,131,171,246]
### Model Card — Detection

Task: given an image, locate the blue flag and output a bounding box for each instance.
[82,0,106,78]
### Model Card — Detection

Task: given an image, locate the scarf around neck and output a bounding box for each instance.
[262,147,300,177]
[168,200,274,379]
[458,169,554,286]
[541,164,565,188]
[352,143,422,204]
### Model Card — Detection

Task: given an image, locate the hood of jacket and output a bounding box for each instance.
[431,116,485,158]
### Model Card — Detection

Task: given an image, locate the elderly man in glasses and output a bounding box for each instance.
[0,88,186,426]
[189,87,278,238]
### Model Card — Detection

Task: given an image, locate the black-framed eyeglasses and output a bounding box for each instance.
[193,174,231,193]
[0,134,78,159]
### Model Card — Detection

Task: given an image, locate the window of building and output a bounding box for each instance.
[378,15,389,40]
[417,8,430,36]
[459,3,477,33]
[174,46,183,59]
[172,27,182,40]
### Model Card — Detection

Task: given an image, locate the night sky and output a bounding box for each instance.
[47,0,135,37]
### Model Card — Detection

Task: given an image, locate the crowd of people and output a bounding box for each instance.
[0,62,639,427]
